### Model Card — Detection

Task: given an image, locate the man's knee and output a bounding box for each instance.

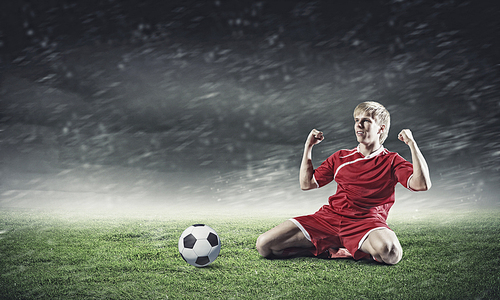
[363,229,403,265]
[255,233,271,257]
[256,220,311,258]
[377,242,402,265]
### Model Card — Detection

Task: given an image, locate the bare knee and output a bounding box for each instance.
[362,229,403,265]
[376,242,402,265]
[255,233,272,258]
[256,220,312,258]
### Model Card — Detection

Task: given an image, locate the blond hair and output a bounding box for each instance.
[353,101,391,144]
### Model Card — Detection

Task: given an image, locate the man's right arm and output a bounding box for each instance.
[300,129,323,190]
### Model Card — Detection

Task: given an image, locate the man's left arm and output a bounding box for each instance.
[398,129,432,191]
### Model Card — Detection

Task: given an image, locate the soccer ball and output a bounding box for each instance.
[178,224,221,267]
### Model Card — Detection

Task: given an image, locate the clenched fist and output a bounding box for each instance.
[306,129,324,147]
[398,129,415,145]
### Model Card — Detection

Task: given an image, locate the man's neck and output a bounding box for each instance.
[358,143,382,157]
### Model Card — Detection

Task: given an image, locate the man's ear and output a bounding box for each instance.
[378,124,386,135]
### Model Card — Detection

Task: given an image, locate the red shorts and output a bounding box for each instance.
[291,207,390,260]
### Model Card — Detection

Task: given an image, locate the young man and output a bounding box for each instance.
[256,101,431,264]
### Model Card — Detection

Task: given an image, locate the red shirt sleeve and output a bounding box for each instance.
[392,154,414,190]
[313,154,335,188]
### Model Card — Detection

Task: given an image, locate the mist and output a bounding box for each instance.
[1,0,499,217]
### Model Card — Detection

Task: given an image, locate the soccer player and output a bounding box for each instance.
[256,101,431,264]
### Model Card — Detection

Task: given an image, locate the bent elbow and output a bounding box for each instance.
[413,181,431,192]
[300,182,317,191]
[422,179,432,191]
[409,175,431,192]
[300,185,314,191]
[416,186,430,192]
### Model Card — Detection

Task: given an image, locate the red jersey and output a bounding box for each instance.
[313,146,414,220]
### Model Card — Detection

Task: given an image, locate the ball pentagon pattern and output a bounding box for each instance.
[178,224,221,267]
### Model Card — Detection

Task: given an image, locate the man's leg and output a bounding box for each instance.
[256,220,315,258]
[359,228,402,265]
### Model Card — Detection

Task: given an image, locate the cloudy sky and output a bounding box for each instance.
[1,1,499,214]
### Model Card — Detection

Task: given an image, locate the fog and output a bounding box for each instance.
[1,0,499,217]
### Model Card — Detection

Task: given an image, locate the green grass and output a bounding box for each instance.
[1,209,499,300]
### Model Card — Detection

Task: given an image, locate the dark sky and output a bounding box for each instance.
[1,0,499,212]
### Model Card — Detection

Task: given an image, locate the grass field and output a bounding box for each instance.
[1,208,499,300]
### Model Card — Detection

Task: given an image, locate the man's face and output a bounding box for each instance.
[354,112,384,146]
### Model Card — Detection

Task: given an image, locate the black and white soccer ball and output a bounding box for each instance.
[178,224,221,267]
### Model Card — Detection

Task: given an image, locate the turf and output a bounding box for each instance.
[1,209,499,300]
